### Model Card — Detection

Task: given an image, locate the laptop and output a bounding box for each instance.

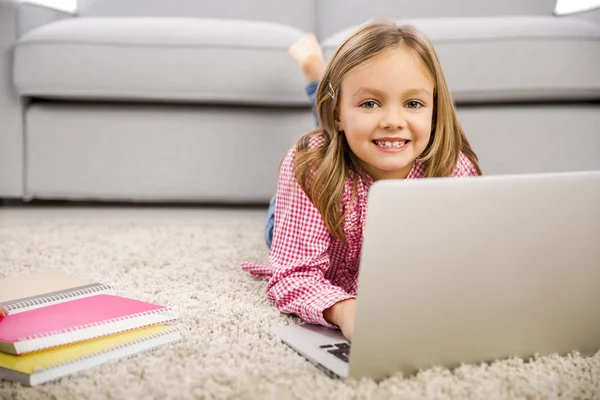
[272,170,600,381]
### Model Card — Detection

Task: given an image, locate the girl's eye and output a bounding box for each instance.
[360,101,379,109]
[406,101,423,109]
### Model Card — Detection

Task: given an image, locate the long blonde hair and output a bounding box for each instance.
[295,20,481,243]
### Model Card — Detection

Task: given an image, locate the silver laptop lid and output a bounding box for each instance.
[349,171,600,381]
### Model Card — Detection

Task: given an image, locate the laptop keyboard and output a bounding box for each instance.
[319,342,350,363]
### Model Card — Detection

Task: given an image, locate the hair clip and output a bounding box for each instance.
[328,81,335,100]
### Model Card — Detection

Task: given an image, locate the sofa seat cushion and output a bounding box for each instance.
[14,17,310,106]
[323,16,600,103]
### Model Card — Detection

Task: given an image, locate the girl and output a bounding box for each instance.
[243,20,481,341]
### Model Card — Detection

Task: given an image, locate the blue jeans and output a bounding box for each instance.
[265,80,320,249]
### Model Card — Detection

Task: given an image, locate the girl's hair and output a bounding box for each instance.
[294,19,482,243]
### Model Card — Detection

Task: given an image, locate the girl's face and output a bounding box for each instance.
[337,45,435,180]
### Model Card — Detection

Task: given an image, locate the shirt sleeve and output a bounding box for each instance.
[451,152,480,177]
[266,144,354,328]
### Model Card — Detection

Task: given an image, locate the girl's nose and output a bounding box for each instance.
[378,107,407,130]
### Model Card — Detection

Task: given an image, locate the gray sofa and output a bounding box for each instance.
[1,0,599,203]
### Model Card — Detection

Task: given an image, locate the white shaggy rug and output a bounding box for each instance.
[0,208,599,400]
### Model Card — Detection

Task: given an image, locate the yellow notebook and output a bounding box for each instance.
[0,325,182,386]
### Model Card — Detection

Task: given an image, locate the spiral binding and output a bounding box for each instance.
[4,283,117,313]
[16,305,180,354]
[31,324,186,377]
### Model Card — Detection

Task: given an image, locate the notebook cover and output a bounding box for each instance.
[0,325,173,374]
[0,270,96,306]
[0,295,170,344]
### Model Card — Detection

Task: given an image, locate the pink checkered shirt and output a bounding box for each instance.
[242,135,480,328]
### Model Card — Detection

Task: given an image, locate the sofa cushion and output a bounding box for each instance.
[14,17,310,106]
[322,16,600,103]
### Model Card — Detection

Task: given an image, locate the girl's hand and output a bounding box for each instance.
[0,306,8,318]
[324,298,356,341]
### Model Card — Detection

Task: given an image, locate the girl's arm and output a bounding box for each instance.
[265,145,353,328]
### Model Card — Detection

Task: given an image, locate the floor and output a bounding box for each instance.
[2,202,599,398]
[0,205,268,223]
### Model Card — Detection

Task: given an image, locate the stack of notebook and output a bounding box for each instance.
[0,271,182,386]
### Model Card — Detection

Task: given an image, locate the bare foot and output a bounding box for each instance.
[0,306,8,317]
[288,33,325,83]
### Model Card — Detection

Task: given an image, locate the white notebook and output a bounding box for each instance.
[0,270,115,314]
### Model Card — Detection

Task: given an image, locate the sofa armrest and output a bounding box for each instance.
[17,2,74,37]
[558,5,600,27]
[0,0,74,197]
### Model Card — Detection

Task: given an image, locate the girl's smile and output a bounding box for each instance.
[372,137,411,152]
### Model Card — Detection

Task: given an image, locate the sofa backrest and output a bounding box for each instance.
[77,0,316,33]
[317,0,557,38]
[77,0,559,40]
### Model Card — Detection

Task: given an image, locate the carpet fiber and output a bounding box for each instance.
[1,212,599,400]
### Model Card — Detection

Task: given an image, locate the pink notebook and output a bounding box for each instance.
[0,294,177,355]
